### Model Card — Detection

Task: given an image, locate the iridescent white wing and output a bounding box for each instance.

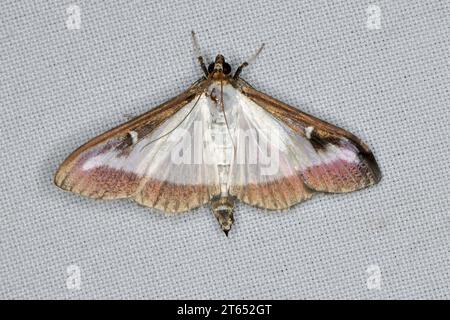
[55,82,221,212]
[224,82,380,209]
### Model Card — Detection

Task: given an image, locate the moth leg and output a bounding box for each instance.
[233,43,265,79]
[191,31,208,76]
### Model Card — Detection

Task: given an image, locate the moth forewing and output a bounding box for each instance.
[54,82,210,202]
[236,80,381,193]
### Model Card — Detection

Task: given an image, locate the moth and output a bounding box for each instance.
[55,32,381,236]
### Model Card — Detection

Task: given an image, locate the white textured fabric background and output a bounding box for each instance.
[1,0,449,299]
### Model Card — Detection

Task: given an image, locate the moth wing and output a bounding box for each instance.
[234,81,381,198]
[223,84,314,210]
[55,81,221,212]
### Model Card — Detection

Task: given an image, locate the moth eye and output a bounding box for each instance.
[208,63,215,74]
[223,63,231,75]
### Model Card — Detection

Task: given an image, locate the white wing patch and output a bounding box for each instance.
[129,131,138,144]
[80,96,219,186]
[216,84,371,208]
[209,84,310,208]
[305,126,314,139]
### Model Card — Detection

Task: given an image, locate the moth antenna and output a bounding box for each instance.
[246,43,265,65]
[191,31,208,76]
[233,43,265,79]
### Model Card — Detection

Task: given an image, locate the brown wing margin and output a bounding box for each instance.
[54,80,203,190]
[237,81,381,193]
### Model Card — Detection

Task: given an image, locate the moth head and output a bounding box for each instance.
[208,54,232,76]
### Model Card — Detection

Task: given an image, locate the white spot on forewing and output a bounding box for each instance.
[82,153,112,171]
[129,131,138,145]
[319,143,358,164]
[305,126,314,139]
[339,147,359,162]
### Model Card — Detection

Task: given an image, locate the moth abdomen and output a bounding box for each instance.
[211,196,235,236]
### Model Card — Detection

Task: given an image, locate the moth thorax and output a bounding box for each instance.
[211,196,235,236]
